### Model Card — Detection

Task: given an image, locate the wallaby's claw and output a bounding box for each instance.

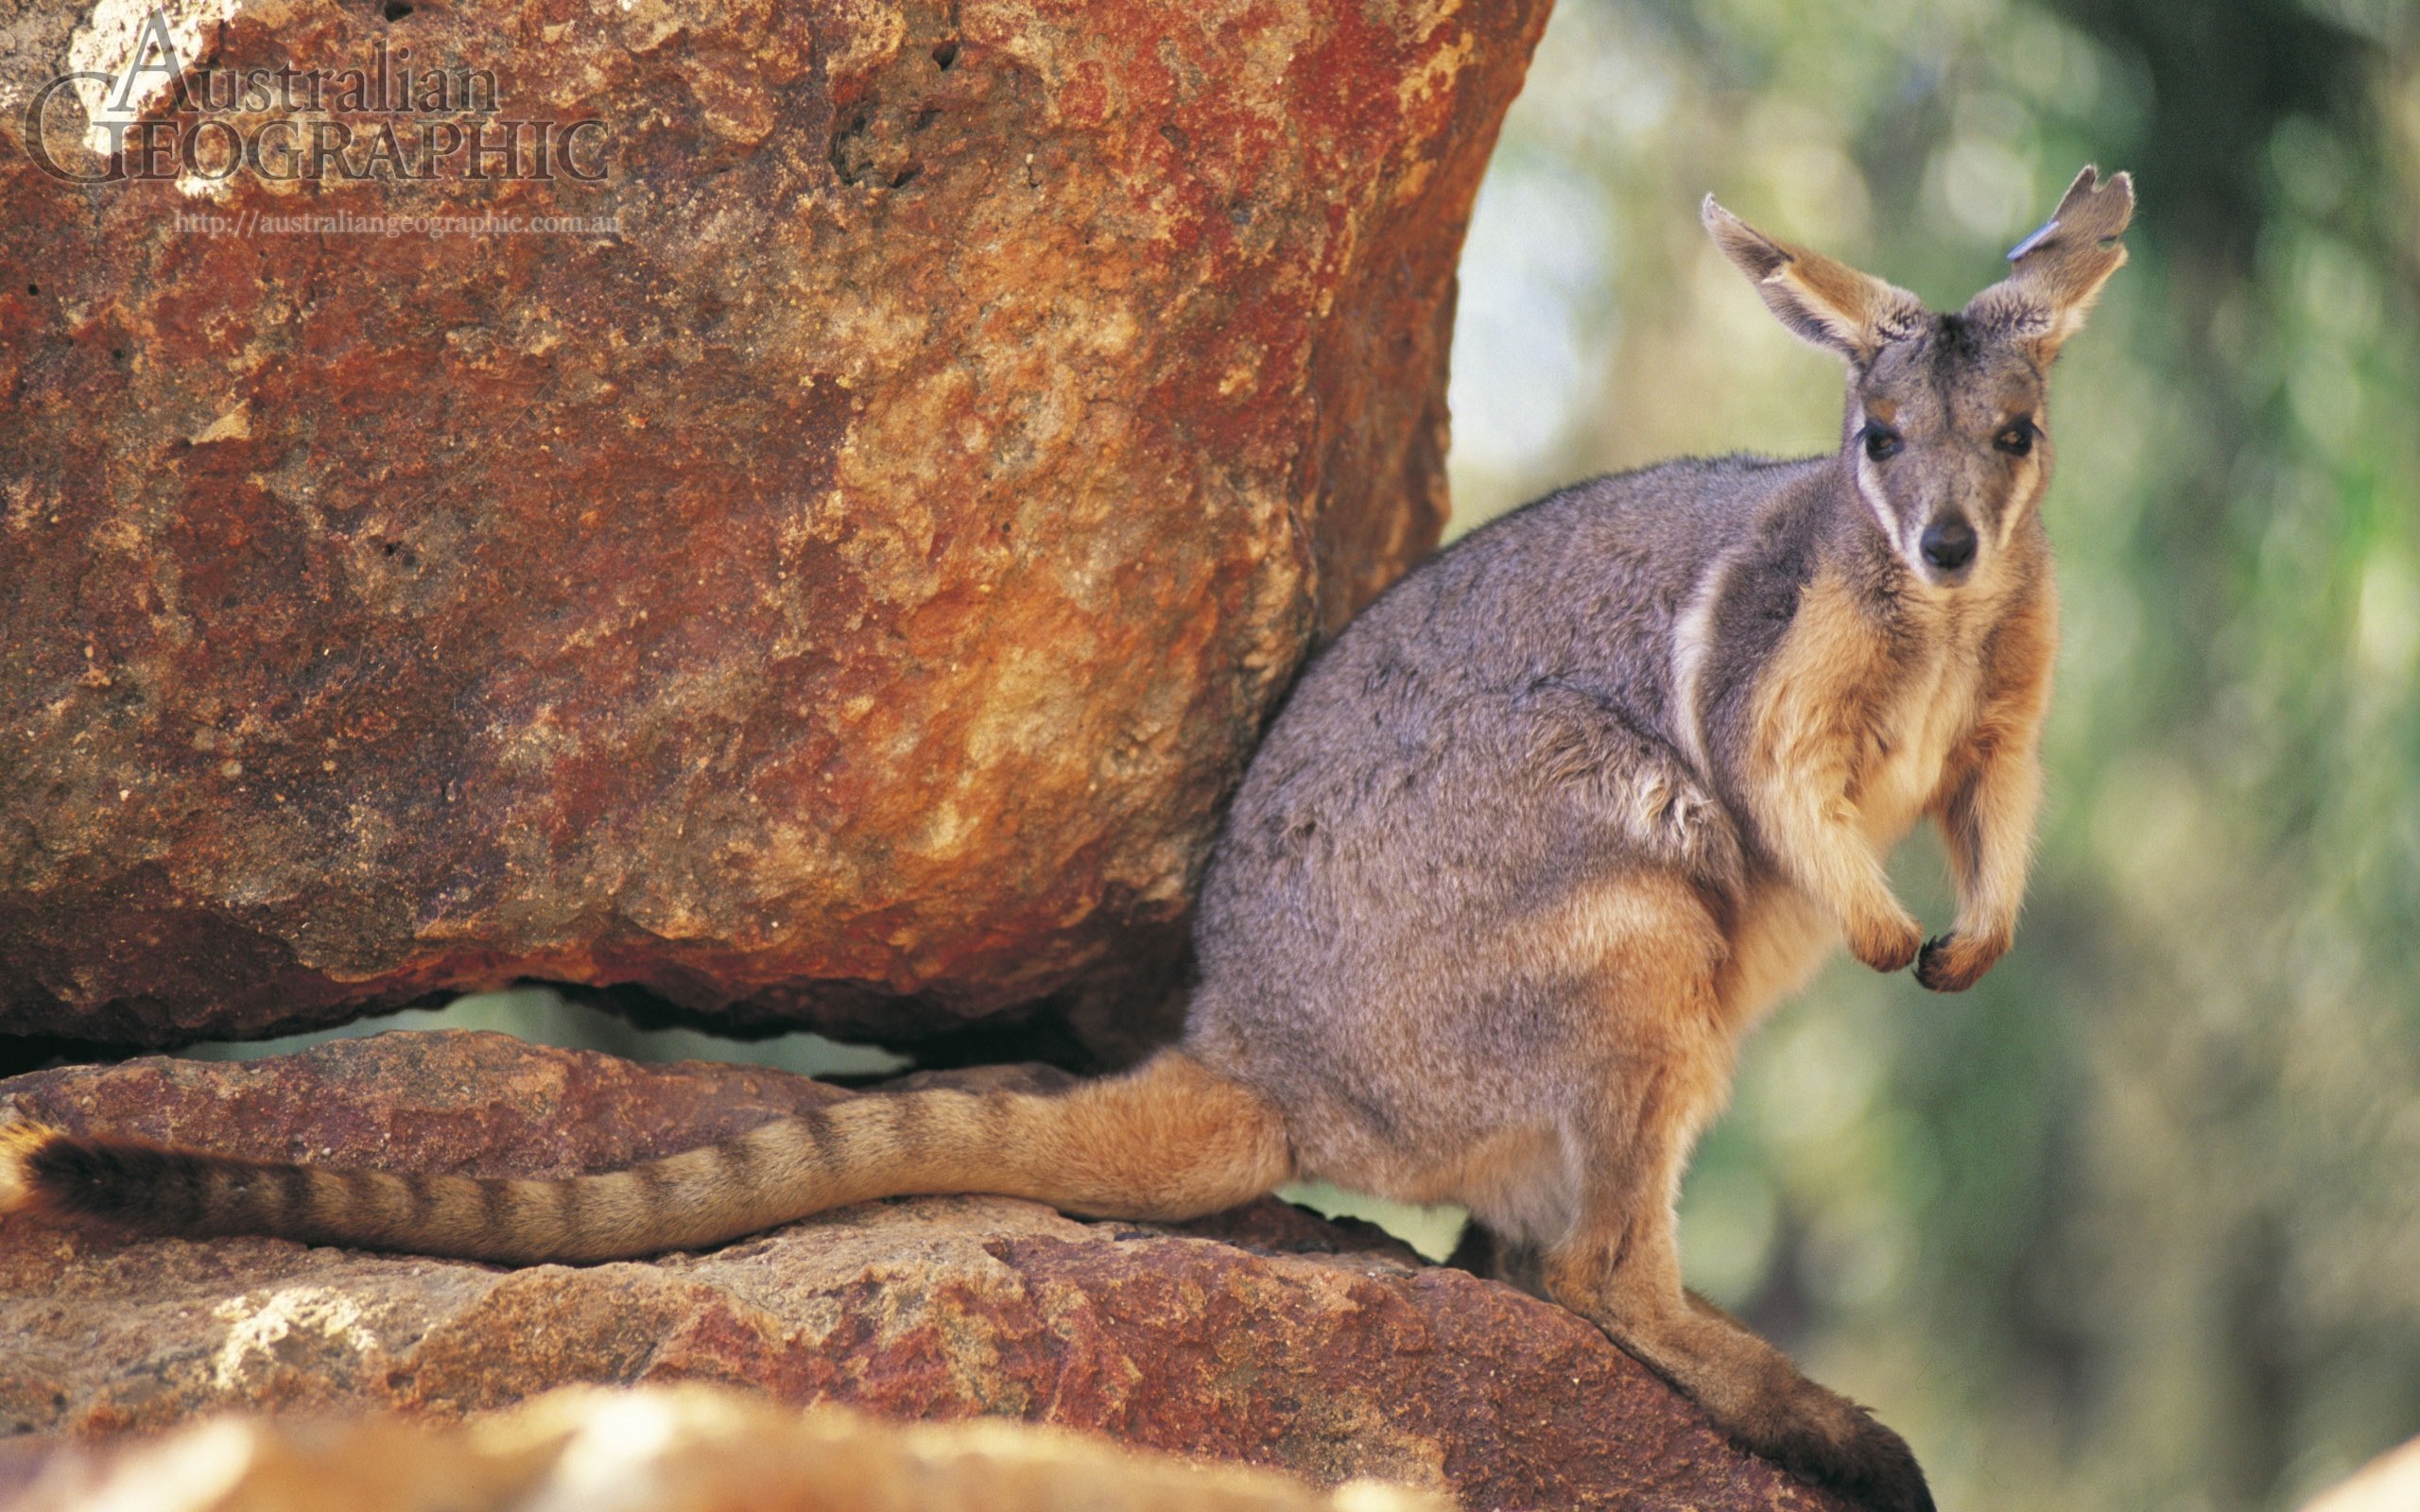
[1916,931,2006,992]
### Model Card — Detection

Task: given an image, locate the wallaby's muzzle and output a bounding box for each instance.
[1919,514,1979,581]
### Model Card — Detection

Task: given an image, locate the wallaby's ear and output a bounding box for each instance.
[1702,195,1926,364]
[1963,165,2134,363]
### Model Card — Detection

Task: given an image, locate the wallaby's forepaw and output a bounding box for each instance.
[1849,912,1924,974]
[1915,931,2007,992]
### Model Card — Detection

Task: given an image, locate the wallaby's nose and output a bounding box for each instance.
[1921,516,1978,574]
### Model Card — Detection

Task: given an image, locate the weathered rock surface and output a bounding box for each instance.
[0,1032,1845,1510]
[0,0,1548,1047]
[2301,1436,2420,1512]
[12,1383,1451,1512]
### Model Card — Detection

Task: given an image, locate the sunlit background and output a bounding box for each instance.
[1443,1,2420,1508]
[192,3,2420,1508]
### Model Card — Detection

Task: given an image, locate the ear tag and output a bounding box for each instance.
[2006,216,2061,263]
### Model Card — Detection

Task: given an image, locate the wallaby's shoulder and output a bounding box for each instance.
[1328,451,1833,673]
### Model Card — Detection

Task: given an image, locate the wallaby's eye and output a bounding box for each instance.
[1995,419,2037,456]
[1861,423,1903,462]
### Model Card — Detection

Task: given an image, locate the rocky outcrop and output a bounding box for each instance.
[10,1384,1452,1512]
[2301,1438,2420,1512]
[0,0,1549,1048]
[0,1032,1845,1510]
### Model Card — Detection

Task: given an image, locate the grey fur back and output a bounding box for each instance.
[1185,453,1836,1230]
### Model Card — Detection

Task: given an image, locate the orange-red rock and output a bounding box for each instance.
[0,0,1547,1046]
[0,1032,1846,1510]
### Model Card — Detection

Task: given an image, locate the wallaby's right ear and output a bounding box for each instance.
[1962,166,2134,363]
[1702,196,1925,364]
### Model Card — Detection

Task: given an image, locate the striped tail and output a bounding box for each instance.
[0,1052,1293,1265]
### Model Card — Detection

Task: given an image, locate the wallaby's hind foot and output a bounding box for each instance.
[1706,1368,1933,1512]
[1547,1239,1933,1512]
[1449,1208,1927,1507]
[1533,971,1936,1512]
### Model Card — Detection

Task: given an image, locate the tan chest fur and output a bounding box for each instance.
[1715,882,1838,1035]
[1853,628,1987,848]
[1716,573,2013,1034]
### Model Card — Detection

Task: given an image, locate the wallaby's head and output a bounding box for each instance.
[1702,166,2133,588]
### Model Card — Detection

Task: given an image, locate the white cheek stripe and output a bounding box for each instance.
[1853,449,1904,555]
[1669,548,1733,777]
[1846,400,1905,556]
[2000,455,2044,551]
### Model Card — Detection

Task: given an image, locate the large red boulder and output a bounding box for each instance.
[0,0,1547,1046]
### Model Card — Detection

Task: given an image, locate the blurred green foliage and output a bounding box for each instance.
[1445,1,2420,1507]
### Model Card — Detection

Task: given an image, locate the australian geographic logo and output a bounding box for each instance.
[172,207,624,240]
[22,8,609,185]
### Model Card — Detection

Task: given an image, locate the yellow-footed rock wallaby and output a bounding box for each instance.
[4,167,2135,1512]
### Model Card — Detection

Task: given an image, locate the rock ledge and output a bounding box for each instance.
[0,1032,1843,1509]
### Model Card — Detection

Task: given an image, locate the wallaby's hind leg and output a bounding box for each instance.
[1541,1084,1934,1512]
[1444,1219,1553,1297]
[1444,1216,1502,1278]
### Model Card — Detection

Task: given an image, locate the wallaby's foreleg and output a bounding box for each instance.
[1918,737,2040,991]
[1745,576,1923,973]
[1541,1064,1933,1512]
[1919,598,2055,993]
[1761,759,1923,973]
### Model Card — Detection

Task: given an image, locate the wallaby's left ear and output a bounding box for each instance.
[1703,196,1927,364]
[1963,165,2134,363]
